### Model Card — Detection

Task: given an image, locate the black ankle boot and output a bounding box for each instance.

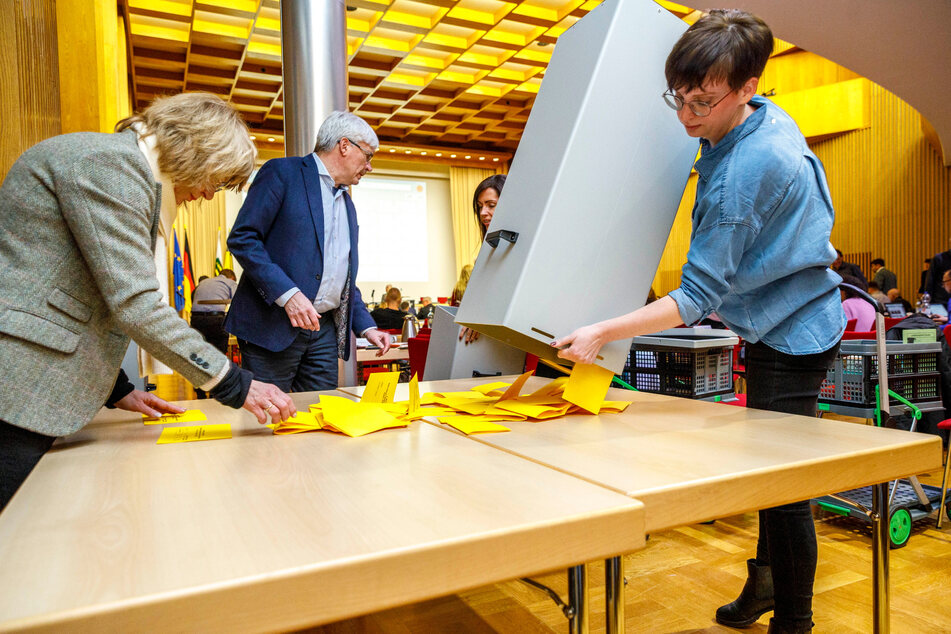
[715,559,774,628]
[766,617,813,633]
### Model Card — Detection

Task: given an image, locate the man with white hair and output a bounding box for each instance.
[226,111,390,391]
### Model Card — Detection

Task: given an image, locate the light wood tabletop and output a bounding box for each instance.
[0,390,644,633]
[340,376,943,532]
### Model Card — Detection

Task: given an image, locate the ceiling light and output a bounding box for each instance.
[421,151,427,155]
[465,155,471,159]
[493,157,499,161]
[436,153,442,157]
[267,137,275,142]
[250,135,257,140]
[450,154,457,158]
[479,156,485,160]
[404,150,411,154]
[389,148,396,152]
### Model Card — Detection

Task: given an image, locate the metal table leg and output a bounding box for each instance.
[871,481,890,633]
[605,556,624,634]
[567,564,588,634]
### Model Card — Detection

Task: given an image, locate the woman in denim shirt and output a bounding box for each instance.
[553,10,844,634]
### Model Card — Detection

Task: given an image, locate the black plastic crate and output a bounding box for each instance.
[819,340,942,409]
[629,345,734,398]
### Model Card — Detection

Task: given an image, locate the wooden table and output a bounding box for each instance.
[0,391,644,633]
[355,344,409,363]
[339,376,943,632]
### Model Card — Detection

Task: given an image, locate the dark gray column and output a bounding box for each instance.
[280,0,348,157]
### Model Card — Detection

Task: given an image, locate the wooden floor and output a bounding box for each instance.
[303,468,950,633]
[151,374,949,632]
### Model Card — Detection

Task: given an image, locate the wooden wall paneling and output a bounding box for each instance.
[0,0,61,180]
[57,0,125,133]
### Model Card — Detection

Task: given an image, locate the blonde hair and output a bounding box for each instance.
[116,92,256,191]
[453,264,473,300]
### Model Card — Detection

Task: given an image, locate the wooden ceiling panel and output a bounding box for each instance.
[124,0,697,163]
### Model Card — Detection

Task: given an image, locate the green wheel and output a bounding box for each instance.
[889,508,912,549]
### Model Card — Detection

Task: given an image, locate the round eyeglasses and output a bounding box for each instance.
[662,89,732,117]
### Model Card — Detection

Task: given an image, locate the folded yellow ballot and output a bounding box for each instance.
[438,416,511,435]
[361,371,400,403]
[143,409,207,425]
[157,424,231,444]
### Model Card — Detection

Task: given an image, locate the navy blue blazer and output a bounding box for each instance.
[224,155,375,358]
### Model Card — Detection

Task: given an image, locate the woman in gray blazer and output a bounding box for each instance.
[0,92,295,511]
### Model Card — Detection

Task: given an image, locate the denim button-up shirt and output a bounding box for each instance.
[668,95,845,355]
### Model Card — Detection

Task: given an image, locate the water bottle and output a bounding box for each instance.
[921,292,931,315]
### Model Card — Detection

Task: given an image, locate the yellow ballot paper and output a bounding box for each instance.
[498,371,533,401]
[438,416,511,435]
[157,424,231,444]
[361,371,400,403]
[407,374,422,417]
[563,363,615,414]
[143,410,208,425]
[320,396,405,437]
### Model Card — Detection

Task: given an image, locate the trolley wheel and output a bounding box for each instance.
[889,508,912,549]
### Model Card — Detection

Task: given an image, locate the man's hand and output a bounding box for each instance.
[284,291,321,330]
[242,380,296,424]
[115,390,185,418]
[550,324,606,365]
[459,326,481,345]
[365,328,392,356]
[931,313,948,325]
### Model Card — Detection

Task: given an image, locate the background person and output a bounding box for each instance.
[416,296,435,321]
[371,288,408,330]
[226,111,391,392]
[831,248,867,286]
[0,92,295,511]
[870,258,897,293]
[191,268,238,353]
[473,174,506,238]
[552,12,843,632]
[840,275,875,330]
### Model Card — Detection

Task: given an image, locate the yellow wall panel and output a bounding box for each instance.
[772,78,870,139]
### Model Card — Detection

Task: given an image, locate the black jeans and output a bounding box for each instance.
[239,314,338,392]
[744,340,839,628]
[0,420,57,512]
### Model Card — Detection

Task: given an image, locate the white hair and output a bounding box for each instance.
[314,111,379,153]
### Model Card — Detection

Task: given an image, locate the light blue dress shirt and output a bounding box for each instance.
[275,154,350,313]
[667,95,846,355]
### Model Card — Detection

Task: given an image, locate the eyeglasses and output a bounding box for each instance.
[343,137,374,164]
[662,89,732,117]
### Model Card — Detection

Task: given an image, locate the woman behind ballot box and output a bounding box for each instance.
[552,11,844,633]
[0,92,295,512]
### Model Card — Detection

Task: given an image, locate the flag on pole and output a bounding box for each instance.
[182,226,196,294]
[173,230,185,312]
[215,227,223,276]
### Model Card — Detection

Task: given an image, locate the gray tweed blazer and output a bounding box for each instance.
[0,129,228,436]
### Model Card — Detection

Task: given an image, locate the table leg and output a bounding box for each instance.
[871,481,890,633]
[605,556,624,634]
[567,564,588,634]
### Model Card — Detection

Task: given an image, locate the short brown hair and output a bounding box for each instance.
[665,10,773,93]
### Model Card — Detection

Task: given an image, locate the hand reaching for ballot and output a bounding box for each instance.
[550,324,606,365]
[365,328,392,355]
[284,291,321,330]
[243,380,296,424]
[115,390,185,418]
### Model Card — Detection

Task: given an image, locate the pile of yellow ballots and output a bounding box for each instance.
[271,365,632,438]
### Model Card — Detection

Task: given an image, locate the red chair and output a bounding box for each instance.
[525,353,540,374]
[883,317,903,330]
[845,318,858,331]
[842,330,876,340]
[407,335,431,380]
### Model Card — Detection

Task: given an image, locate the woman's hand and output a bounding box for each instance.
[459,327,481,344]
[243,380,296,424]
[115,390,185,418]
[550,324,606,365]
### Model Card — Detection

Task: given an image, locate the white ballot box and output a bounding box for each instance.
[424,306,526,381]
[456,0,697,373]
